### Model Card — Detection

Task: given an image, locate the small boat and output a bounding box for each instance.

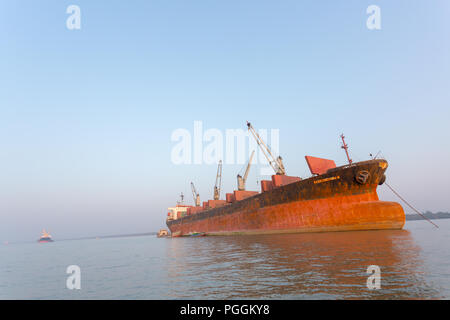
[38,229,54,243]
[157,229,169,238]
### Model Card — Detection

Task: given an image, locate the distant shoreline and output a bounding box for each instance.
[59,232,159,242]
[3,232,159,245]
[405,212,450,221]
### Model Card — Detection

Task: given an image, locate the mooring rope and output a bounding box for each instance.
[385,182,439,228]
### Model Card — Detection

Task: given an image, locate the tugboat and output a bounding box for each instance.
[38,229,54,243]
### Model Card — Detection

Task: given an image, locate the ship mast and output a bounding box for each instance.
[177,192,184,205]
[340,134,353,165]
[247,121,286,175]
[213,160,222,200]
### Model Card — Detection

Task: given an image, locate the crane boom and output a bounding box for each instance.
[246,121,286,175]
[191,182,200,206]
[237,150,255,191]
[213,160,222,200]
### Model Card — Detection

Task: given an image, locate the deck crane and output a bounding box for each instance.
[237,150,255,191]
[213,160,222,200]
[246,121,286,175]
[191,182,201,207]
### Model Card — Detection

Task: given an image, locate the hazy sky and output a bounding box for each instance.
[1,1,449,242]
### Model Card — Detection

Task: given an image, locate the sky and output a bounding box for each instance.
[1,1,449,242]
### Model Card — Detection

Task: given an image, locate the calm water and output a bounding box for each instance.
[1,219,450,299]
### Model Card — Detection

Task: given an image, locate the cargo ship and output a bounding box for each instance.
[166,122,405,236]
[37,229,54,243]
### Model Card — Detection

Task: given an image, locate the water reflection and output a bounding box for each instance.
[165,230,441,299]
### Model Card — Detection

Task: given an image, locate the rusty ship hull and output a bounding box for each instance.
[166,159,405,236]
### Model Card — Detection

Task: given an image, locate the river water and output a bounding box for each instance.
[1,219,449,299]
